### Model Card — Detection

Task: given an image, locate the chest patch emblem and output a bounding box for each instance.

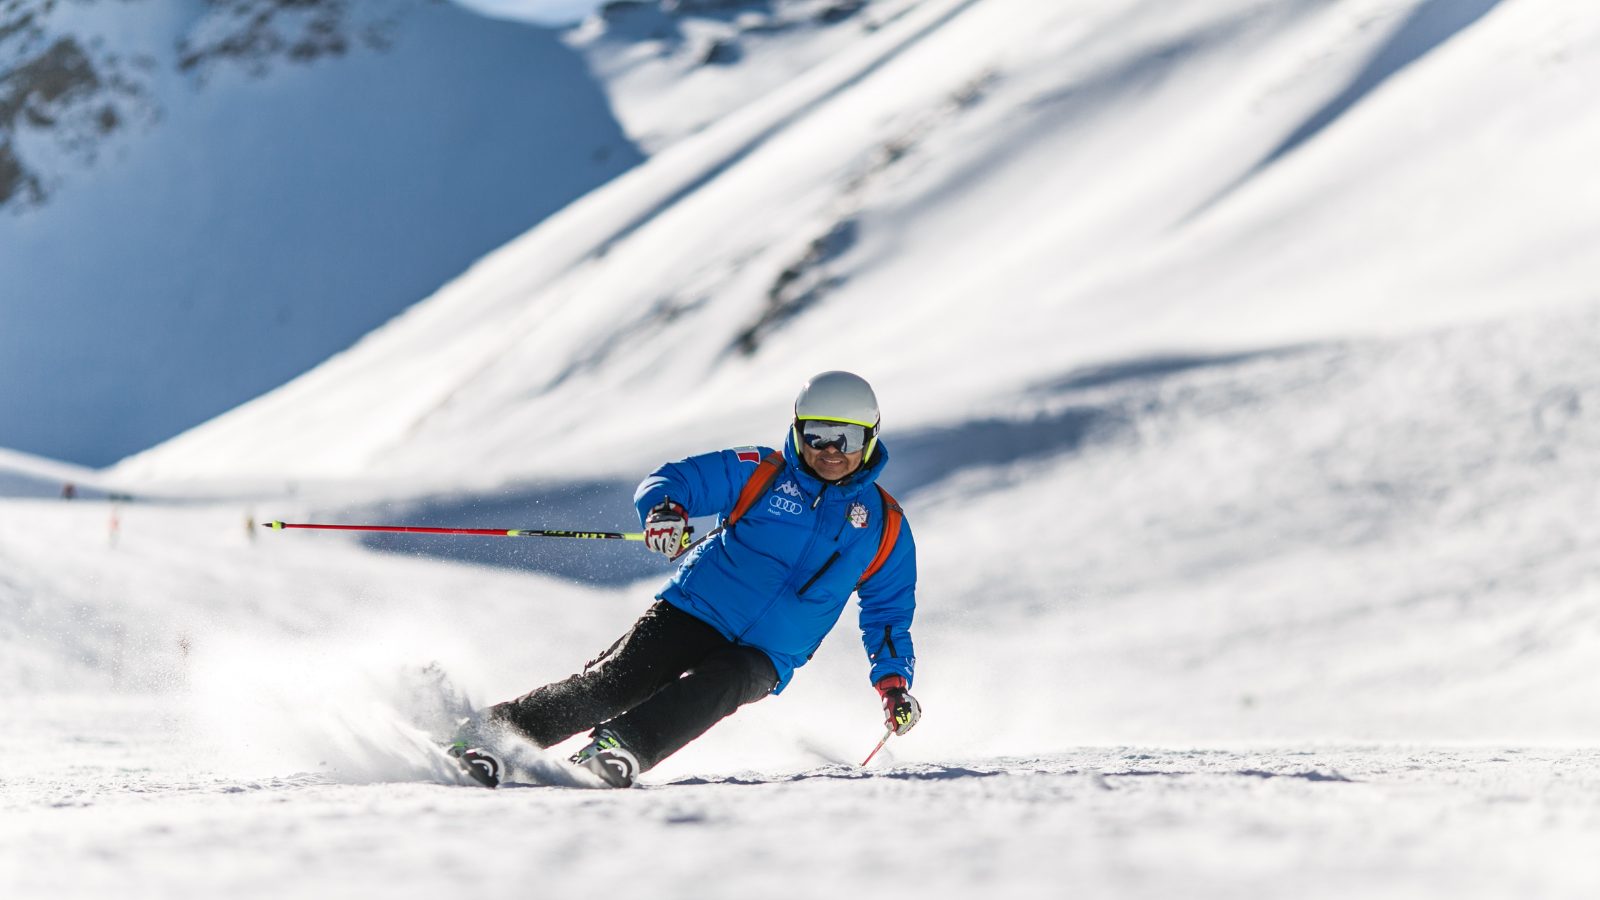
[848,502,870,529]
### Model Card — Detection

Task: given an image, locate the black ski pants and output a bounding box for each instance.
[487,601,778,772]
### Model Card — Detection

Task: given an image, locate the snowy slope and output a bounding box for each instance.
[0,447,115,499]
[114,0,1600,486]
[5,2,1600,896]
[87,0,1600,741]
[6,732,1600,900]
[15,0,1600,743]
[12,305,1600,741]
[7,0,1594,756]
[561,0,930,153]
[0,0,640,466]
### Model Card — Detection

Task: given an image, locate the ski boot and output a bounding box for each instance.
[445,717,505,789]
[569,729,640,789]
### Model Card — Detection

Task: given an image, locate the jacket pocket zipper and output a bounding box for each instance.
[797,551,840,595]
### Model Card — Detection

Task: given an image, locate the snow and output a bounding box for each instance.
[6,704,1600,899]
[456,0,607,26]
[6,0,1600,896]
[0,447,112,499]
[562,0,931,153]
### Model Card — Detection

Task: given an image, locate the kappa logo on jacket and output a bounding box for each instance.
[775,480,804,499]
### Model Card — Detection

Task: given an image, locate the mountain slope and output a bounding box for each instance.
[61,0,1600,748]
[0,0,641,466]
[4,9,1600,852]
[115,0,1600,487]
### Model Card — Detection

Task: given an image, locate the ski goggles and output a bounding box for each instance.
[797,419,874,454]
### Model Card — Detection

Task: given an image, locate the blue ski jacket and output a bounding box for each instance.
[633,431,917,694]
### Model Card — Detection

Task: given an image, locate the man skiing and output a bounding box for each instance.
[450,370,921,788]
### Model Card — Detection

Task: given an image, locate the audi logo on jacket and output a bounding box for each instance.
[632,430,917,694]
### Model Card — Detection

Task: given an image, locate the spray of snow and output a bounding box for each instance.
[180,623,475,783]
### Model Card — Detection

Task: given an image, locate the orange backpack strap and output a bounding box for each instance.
[857,486,903,588]
[725,455,902,588]
[726,452,786,527]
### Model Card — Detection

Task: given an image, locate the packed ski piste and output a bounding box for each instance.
[268,371,920,789]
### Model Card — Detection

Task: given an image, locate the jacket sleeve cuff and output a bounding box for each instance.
[869,663,912,690]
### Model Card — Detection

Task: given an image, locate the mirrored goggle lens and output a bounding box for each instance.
[799,420,870,453]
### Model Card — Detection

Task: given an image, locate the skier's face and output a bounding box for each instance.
[800,440,863,482]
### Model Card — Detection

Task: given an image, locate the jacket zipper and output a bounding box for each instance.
[735,469,828,640]
[797,551,839,595]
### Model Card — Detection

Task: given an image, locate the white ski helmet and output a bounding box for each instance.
[794,370,881,460]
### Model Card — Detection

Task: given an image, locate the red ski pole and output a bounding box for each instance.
[260,520,691,547]
[860,727,894,767]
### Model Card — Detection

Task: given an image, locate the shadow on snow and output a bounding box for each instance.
[347,349,1300,586]
[1182,0,1504,223]
[668,763,1007,787]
